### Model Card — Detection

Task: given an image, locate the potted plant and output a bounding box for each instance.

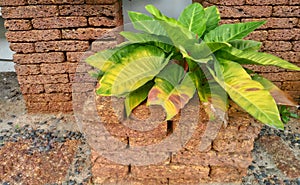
[85,3,300,184]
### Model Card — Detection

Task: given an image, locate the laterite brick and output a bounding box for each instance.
[15,64,41,75]
[62,28,115,40]
[4,20,32,31]
[40,62,77,74]
[59,4,117,17]
[246,0,288,5]
[66,52,93,62]
[242,18,299,29]
[86,0,119,4]
[245,30,268,41]
[13,52,65,64]
[289,0,300,5]
[292,41,300,51]
[28,0,84,4]
[131,165,210,180]
[69,73,97,83]
[0,0,27,6]
[18,74,69,84]
[91,40,118,52]
[32,17,87,29]
[35,41,90,52]
[267,29,298,40]
[1,5,58,19]
[48,101,73,112]
[44,83,72,93]
[10,43,35,54]
[282,81,300,91]
[19,84,44,94]
[265,18,298,28]
[88,17,118,27]
[273,6,300,17]
[23,93,72,102]
[261,72,300,82]
[263,41,292,51]
[207,0,245,6]
[6,29,61,42]
[218,6,272,18]
[26,102,49,112]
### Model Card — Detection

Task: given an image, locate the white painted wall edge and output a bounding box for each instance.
[0,61,15,72]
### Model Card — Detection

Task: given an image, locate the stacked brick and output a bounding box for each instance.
[0,0,122,112]
[89,96,262,184]
[194,0,300,102]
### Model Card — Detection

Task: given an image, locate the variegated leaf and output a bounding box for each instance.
[97,46,171,97]
[211,58,284,129]
[252,75,298,107]
[125,81,154,117]
[147,64,196,120]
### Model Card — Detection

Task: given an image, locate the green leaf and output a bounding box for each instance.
[121,31,172,44]
[204,6,220,34]
[229,39,262,51]
[204,81,229,112]
[219,47,300,71]
[85,49,115,71]
[97,46,171,96]
[188,61,207,102]
[198,60,229,123]
[88,70,104,80]
[125,81,154,117]
[128,11,167,36]
[147,64,196,120]
[181,41,230,61]
[278,105,299,124]
[152,21,198,59]
[120,31,175,53]
[144,5,200,58]
[213,58,284,129]
[128,11,152,22]
[252,75,298,107]
[203,60,229,112]
[86,43,149,73]
[145,5,183,27]
[189,61,228,119]
[178,3,206,37]
[189,41,230,59]
[290,113,299,118]
[154,42,177,54]
[206,42,232,53]
[204,21,266,42]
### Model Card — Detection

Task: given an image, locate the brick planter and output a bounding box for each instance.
[88,95,262,184]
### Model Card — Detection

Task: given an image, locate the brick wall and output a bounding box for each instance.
[0,0,122,112]
[195,0,300,102]
[0,0,299,113]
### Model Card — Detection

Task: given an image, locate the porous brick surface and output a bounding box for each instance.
[1,0,122,112]
[9,43,35,54]
[4,20,32,31]
[32,17,88,29]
